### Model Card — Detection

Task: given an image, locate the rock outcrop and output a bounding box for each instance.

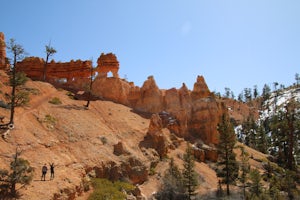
[135,76,163,113]
[189,76,224,144]
[140,114,169,159]
[95,53,119,78]
[16,57,93,88]
[0,32,7,70]
[92,157,148,185]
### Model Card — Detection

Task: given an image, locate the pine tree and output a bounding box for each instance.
[217,114,239,196]
[262,84,271,101]
[0,149,33,198]
[256,125,269,154]
[6,39,25,126]
[248,169,263,199]
[268,99,300,170]
[238,146,250,200]
[156,158,186,200]
[182,143,198,200]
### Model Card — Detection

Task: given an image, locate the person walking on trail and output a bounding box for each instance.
[49,163,55,180]
[41,164,47,181]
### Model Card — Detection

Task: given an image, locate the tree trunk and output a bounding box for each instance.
[9,54,17,125]
[43,54,49,81]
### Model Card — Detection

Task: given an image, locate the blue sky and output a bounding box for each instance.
[1,0,299,96]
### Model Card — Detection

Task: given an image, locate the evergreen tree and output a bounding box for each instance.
[268,99,300,170]
[241,115,257,148]
[262,84,271,101]
[216,114,239,196]
[255,125,269,154]
[295,73,300,86]
[238,146,250,200]
[43,43,56,81]
[224,87,231,98]
[6,39,25,126]
[243,88,252,102]
[248,169,263,199]
[155,158,186,200]
[0,149,34,198]
[253,85,259,99]
[238,92,244,102]
[182,143,198,200]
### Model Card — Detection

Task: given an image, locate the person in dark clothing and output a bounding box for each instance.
[49,163,55,180]
[41,164,47,181]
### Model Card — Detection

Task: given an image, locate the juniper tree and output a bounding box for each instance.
[217,114,239,196]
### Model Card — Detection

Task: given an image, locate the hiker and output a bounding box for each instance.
[49,163,55,180]
[41,164,47,181]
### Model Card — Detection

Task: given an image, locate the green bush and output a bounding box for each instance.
[48,97,62,105]
[66,91,75,99]
[88,178,134,200]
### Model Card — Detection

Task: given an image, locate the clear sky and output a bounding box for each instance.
[1,0,299,96]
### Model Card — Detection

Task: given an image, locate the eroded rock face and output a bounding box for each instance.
[113,141,128,156]
[15,47,224,148]
[92,157,148,185]
[135,76,163,113]
[16,57,93,85]
[92,76,131,105]
[140,114,168,159]
[15,53,119,90]
[187,76,224,145]
[91,74,223,146]
[96,53,119,78]
[0,32,7,70]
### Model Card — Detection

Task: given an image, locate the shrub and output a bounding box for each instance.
[100,136,108,145]
[41,114,57,130]
[88,178,134,200]
[66,91,75,99]
[48,97,62,105]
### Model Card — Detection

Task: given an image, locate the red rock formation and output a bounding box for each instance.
[0,32,7,70]
[92,157,148,185]
[92,74,224,147]
[16,57,93,87]
[15,47,224,149]
[96,53,119,78]
[135,76,163,113]
[188,76,224,145]
[140,114,168,159]
[92,76,131,105]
